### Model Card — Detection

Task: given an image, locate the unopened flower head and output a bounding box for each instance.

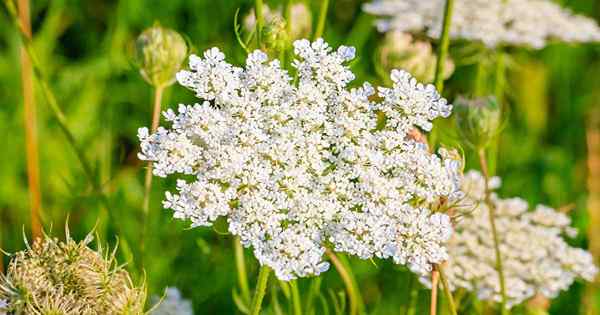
[377,31,454,84]
[134,24,188,88]
[138,39,462,280]
[150,287,193,315]
[244,3,312,41]
[454,96,503,149]
[0,231,146,314]
[364,0,600,49]
[438,170,598,307]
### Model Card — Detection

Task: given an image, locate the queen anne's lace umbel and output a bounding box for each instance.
[443,171,598,307]
[364,0,600,48]
[138,39,461,280]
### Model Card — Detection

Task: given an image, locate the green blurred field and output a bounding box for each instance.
[1,0,599,313]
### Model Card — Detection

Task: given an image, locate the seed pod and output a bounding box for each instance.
[454,96,503,149]
[134,24,188,88]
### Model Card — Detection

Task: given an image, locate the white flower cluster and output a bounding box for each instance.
[138,39,461,280]
[151,287,193,315]
[363,0,600,48]
[442,170,598,307]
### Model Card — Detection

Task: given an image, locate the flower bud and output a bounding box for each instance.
[454,96,503,149]
[134,24,187,88]
[243,3,312,43]
[261,16,289,56]
[377,31,454,84]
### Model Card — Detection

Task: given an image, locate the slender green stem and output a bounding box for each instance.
[290,280,302,315]
[313,0,330,40]
[251,265,271,315]
[494,50,506,108]
[255,0,264,47]
[474,61,486,97]
[403,274,415,315]
[478,148,508,315]
[433,0,455,92]
[326,249,364,315]
[140,86,164,254]
[235,237,252,304]
[437,264,458,315]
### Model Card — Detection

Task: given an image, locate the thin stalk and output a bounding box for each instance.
[234,237,252,304]
[18,0,42,240]
[250,265,271,315]
[437,264,458,315]
[433,0,455,92]
[402,274,415,315]
[430,269,439,315]
[494,50,506,107]
[585,110,600,315]
[255,0,264,47]
[3,0,130,256]
[313,0,330,40]
[406,276,419,315]
[478,148,508,315]
[290,280,302,315]
[141,86,164,251]
[326,249,364,315]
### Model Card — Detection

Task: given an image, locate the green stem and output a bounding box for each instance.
[326,249,364,315]
[251,265,271,315]
[255,0,264,47]
[313,0,330,40]
[478,148,508,315]
[140,86,164,255]
[235,237,252,304]
[290,280,303,315]
[437,264,458,315]
[403,275,415,315]
[433,0,455,92]
[494,50,506,108]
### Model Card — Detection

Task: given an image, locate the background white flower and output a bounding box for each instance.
[151,287,194,315]
[364,0,600,48]
[438,170,598,307]
[139,39,461,280]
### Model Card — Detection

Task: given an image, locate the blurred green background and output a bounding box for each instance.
[1,0,599,314]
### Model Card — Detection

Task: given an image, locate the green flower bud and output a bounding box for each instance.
[261,16,289,56]
[377,31,454,84]
[134,24,187,88]
[243,3,312,43]
[454,96,503,149]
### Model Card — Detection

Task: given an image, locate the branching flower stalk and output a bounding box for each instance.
[18,0,42,240]
[478,148,508,315]
[313,0,330,40]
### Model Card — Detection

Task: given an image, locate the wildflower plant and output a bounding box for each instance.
[0,230,146,315]
[138,38,462,281]
[441,171,598,307]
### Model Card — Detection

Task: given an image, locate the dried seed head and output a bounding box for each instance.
[134,24,188,88]
[0,232,146,314]
[454,96,503,149]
